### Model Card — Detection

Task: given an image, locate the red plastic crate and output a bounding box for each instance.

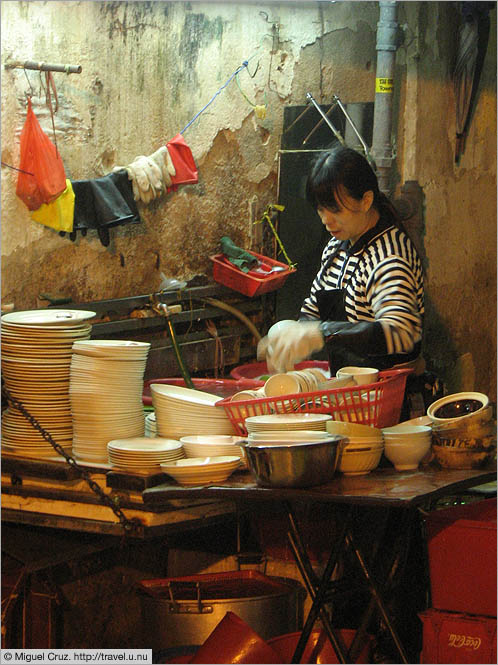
[419,609,497,664]
[210,251,296,297]
[425,499,497,616]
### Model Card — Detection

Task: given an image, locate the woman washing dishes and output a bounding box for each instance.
[258,146,425,377]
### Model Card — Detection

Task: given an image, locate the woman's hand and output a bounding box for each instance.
[258,321,324,373]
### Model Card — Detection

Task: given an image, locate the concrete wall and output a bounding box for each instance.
[395,2,497,399]
[1,1,496,397]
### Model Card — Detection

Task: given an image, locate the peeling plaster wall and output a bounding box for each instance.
[1,1,496,397]
[1,1,378,309]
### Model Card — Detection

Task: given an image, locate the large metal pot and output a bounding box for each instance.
[243,436,345,488]
[137,570,304,649]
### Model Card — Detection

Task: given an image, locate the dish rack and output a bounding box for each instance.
[216,369,412,436]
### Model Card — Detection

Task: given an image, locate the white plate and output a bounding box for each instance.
[1,309,97,325]
[107,437,182,452]
[161,455,240,469]
[245,413,332,426]
[150,384,221,406]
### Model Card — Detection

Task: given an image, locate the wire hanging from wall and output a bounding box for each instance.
[180,42,266,134]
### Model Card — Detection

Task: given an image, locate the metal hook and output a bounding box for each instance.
[23,69,34,97]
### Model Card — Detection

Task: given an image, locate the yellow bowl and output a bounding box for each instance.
[338,446,383,476]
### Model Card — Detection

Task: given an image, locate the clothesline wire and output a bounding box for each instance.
[180,43,264,135]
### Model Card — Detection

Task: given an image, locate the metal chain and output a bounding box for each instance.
[2,387,142,534]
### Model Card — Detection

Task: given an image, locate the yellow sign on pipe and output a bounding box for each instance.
[376,78,394,93]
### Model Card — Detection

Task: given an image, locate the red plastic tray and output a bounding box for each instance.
[210,251,296,297]
[216,368,411,434]
[142,377,264,406]
[425,498,497,616]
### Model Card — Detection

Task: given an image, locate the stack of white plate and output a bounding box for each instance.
[1,309,95,458]
[247,430,331,443]
[70,340,150,462]
[107,437,184,473]
[160,455,241,486]
[150,384,236,438]
[145,412,157,437]
[244,413,332,434]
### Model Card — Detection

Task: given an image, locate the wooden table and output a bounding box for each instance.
[142,465,497,663]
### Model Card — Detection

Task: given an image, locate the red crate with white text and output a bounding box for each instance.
[419,609,497,664]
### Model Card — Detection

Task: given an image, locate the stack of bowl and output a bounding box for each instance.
[179,435,248,467]
[381,425,432,471]
[427,392,496,469]
[326,420,384,475]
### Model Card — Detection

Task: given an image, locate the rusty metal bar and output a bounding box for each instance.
[4,60,82,74]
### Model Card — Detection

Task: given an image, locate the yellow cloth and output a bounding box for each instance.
[30,179,75,232]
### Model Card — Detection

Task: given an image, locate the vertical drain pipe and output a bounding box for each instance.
[371,1,400,194]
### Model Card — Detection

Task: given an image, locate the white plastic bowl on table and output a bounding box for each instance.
[382,424,432,471]
[160,455,241,486]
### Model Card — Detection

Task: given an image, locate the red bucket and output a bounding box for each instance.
[268,628,374,663]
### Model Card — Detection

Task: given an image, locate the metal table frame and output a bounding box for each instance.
[142,466,496,663]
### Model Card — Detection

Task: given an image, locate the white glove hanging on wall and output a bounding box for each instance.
[113,155,163,203]
[257,321,325,373]
[149,146,176,189]
[131,156,164,202]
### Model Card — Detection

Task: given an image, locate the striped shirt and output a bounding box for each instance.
[300,218,424,356]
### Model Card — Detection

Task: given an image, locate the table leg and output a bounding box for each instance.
[285,502,354,664]
[347,507,414,662]
[346,529,409,663]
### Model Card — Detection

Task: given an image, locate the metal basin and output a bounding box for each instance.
[243,436,345,488]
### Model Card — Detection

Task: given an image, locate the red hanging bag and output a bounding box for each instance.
[16,97,66,211]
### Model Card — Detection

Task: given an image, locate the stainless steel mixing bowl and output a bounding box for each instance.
[243,436,345,488]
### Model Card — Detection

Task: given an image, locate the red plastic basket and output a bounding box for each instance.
[216,369,411,435]
[210,251,296,297]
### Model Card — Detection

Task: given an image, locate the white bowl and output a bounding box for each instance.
[339,446,383,475]
[382,425,432,436]
[264,373,301,397]
[336,366,379,385]
[384,438,431,471]
[160,455,241,485]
